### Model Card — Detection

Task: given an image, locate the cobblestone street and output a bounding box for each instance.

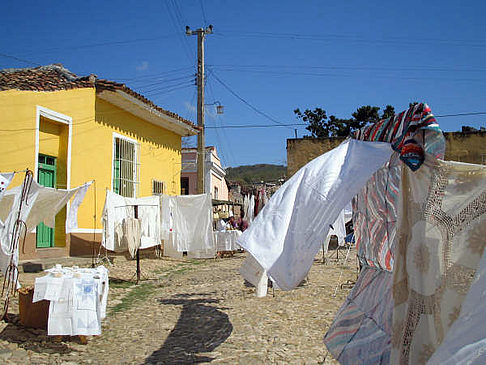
[0,251,357,364]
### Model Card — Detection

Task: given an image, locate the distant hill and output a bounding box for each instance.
[226,164,286,184]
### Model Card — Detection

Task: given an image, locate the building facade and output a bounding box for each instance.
[0,64,198,259]
[181,146,228,200]
[287,130,486,177]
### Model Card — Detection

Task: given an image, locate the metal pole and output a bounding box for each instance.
[134,205,140,283]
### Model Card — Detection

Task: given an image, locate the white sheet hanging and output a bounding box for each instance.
[160,193,214,254]
[0,181,90,278]
[0,172,14,204]
[237,139,393,290]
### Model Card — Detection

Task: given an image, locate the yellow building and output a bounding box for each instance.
[0,64,199,260]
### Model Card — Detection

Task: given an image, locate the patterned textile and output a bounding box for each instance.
[325,103,446,363]
[352,103,445,272]
[353,103,444,171]
[324,267,393,364]
[391,157,486,365]
[353,155,401,271]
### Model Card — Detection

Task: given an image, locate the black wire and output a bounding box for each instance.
[206,123,308,129]
[199,0,208,26]
[0,53,41,67]
[209,69,293,130]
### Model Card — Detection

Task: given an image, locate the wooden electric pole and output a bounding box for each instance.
[186,25,213,194]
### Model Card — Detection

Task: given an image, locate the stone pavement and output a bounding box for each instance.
[0,250,357,364]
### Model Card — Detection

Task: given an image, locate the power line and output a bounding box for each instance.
[206,123,307,129]
[0,53,41,67]
[199,0,208,26]
[209,69,293,130]
[436,112,486,118]
[209,63,486,73]
[216,31,486,48]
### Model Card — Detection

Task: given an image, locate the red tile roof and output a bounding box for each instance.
[0,64,198,130]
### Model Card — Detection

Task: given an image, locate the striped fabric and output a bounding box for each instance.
[353,103,444,171]
[324,267,393,364]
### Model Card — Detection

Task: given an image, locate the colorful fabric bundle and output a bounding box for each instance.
[353,103,444,171]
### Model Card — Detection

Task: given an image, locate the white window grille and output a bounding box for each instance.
[113,135,140,197]
[152,180,165,196]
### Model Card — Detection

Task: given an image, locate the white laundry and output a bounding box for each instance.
[0,172,14,203]
[102,191,160,251]
[0,181,90,281]
[123,217,141,258]
[34,265,109,336]
[237,139,393,290]
[160,193,214,254]
[66,181,92,232]
[214,230,241,251]
[239,254,268,297]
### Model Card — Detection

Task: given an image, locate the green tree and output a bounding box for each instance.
[294,104,397,138]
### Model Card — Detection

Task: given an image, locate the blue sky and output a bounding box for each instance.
[2,1,485,167]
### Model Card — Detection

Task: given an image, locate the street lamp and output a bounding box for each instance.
[205,101,224,115]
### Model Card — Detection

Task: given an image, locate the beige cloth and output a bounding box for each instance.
[391,157,486,365]
[123,218,141,258]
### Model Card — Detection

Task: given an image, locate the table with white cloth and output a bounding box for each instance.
[33,265,109,336]
[214,230,242,252]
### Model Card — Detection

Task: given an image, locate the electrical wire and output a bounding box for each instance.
[199,0,208,27]
[205,123,308,129]
[0,53,41,67]
[208,69,294,130]
[216,30,486,48]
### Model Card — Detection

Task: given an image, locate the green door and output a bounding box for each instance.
[36,154,56,248]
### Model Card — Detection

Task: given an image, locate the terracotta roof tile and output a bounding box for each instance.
[0,64,198,130]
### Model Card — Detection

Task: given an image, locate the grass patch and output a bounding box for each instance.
[109,279,134,289]
[110,283,155,314]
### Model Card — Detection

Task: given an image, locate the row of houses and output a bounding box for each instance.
[0,64,231,261]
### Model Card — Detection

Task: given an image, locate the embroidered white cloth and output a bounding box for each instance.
[33,265,109,336]
[427,249,486,365]
[237,139,392,290]
[102,191,160,251]
[160,193,214,253]
[392,157,486,365]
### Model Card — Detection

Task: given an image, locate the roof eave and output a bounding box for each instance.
[97,89,199,137]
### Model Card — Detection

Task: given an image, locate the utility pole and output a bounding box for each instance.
[186,24,213,194]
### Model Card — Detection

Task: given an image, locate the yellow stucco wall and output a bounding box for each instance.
[0,88,183,242]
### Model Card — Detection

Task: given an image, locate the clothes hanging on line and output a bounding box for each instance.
[33,265,109,336]
[0,172,14,204]
[101,190,160,252]
[160,193,214,255]
[0,181,91,280]
[237,139,393,291]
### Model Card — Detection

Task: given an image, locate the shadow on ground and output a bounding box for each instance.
[145,293,233,364]
[0,314,76,354]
